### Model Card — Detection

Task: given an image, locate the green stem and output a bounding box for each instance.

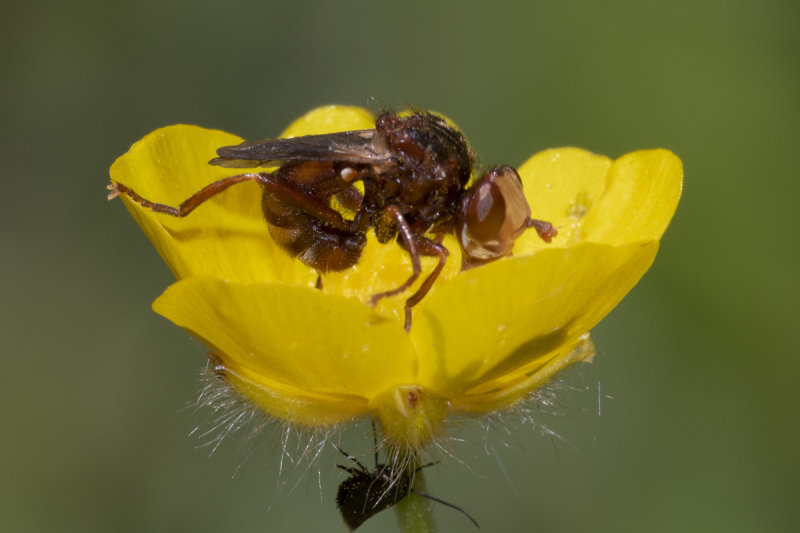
[395,468,436,533]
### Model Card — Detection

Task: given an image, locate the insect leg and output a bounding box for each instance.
[108,171,357,233]
[369,206,451,331]
[401,238,449,331]
[409,489,480,528]
[332,443,370,473]
[413,461,440,472]
[107,173,264,217]
[368,205,422,307]
[527,218,557,242]
[404,238,448,309]
[257,174,354,231]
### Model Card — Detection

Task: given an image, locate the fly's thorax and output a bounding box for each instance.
[369,112,474,227]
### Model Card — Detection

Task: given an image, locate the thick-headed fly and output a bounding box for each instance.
[109,111,557,331]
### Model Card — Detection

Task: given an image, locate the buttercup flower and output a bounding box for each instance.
[109,106,682,455]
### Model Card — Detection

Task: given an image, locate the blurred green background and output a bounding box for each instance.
[2,0,798,531]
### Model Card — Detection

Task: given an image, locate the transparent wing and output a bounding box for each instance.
[209,129,391,168]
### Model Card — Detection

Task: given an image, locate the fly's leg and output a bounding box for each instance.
[257,173,367,272]
[368,205,449,332]
[109,171,366,273]
[527,218,557,242]
[369,205,423,306]
[109,172,355,231]
[108,174,265,216]
[401,238,448,331]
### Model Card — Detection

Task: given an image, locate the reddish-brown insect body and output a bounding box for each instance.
[108,111,556,330]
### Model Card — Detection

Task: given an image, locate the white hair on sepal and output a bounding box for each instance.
[182,349,603,513]
[416,359,601,500]
[188,365,263,455]
[479,358,605,475]
[185,357,339,498]
[184,359,446,505]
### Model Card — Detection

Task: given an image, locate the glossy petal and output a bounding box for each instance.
[514,148,612,251]
[581,149,683,244]
[411,241,659,399]
[153,277,416,425]
[513,148,682,251]
[454,332,597,413]
[280,105,375,137]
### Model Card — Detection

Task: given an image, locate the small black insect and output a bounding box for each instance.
[334,442,479,531]
[108,110,557,331]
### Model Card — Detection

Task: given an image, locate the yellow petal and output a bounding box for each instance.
[454,333,596,413]
[152,277,417,425]
[514,148,683,252]
[514,148,612,251]
[410,241,659,398]
[581,149,683,245]
[280,105,375,137]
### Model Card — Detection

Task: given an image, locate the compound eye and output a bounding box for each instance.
[457,165,532,268]
[463,176,507,241]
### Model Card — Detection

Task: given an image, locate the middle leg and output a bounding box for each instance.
[368,205,450,331]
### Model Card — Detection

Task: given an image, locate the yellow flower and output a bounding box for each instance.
[109,106,682,452]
